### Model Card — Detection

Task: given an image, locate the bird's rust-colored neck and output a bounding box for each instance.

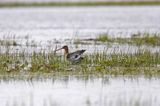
[55,45,69,56]
[62,46,69,55]
[64,47,69,54]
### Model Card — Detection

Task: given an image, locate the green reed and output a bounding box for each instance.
[0,34,160,76]
[0,48,159,76]
[96,32,160,46]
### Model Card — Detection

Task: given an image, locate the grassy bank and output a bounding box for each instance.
[78,33,160,46]
[0,49,160,76]
[0,1,160,7]
[0,33,160,77]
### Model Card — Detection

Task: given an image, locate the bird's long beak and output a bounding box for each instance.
[54,47,63,52]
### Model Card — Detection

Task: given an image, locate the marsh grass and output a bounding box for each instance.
[0,39,17,46]
[0,33,160,77]
[114,33,160,46]
[97,33,109,42]
[73,33,160,46]
[81,32,160,46]
[0,48,160,76]
[0,1,160,7]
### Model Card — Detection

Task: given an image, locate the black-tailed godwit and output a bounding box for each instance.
[55,45,86,63]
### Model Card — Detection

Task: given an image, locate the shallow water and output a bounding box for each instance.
[0,6,160,106]
[0,6,160,41]
[0,76,160,106]
[0,6,160,54]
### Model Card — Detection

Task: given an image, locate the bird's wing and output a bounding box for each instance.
[67,50,86,61]
[67,52,81,61]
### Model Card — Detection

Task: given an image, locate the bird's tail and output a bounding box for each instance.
[80,50,86,54]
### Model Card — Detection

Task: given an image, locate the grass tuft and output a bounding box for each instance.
[97,33,109,42]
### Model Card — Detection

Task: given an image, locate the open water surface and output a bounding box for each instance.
[0,6,160,41]
[0,76,160,106]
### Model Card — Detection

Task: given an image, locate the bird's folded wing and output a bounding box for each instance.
[67,53,81,61]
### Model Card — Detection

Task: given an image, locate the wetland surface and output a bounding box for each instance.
[0,6,160,41]
[0,6,160,106]
[0,76,160,106]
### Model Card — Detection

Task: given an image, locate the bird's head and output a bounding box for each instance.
[62,45,68,50]
[55,45,69,54]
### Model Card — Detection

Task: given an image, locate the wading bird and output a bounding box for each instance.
[55,45,86,63]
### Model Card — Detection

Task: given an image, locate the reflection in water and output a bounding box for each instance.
[0,76,160,106]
